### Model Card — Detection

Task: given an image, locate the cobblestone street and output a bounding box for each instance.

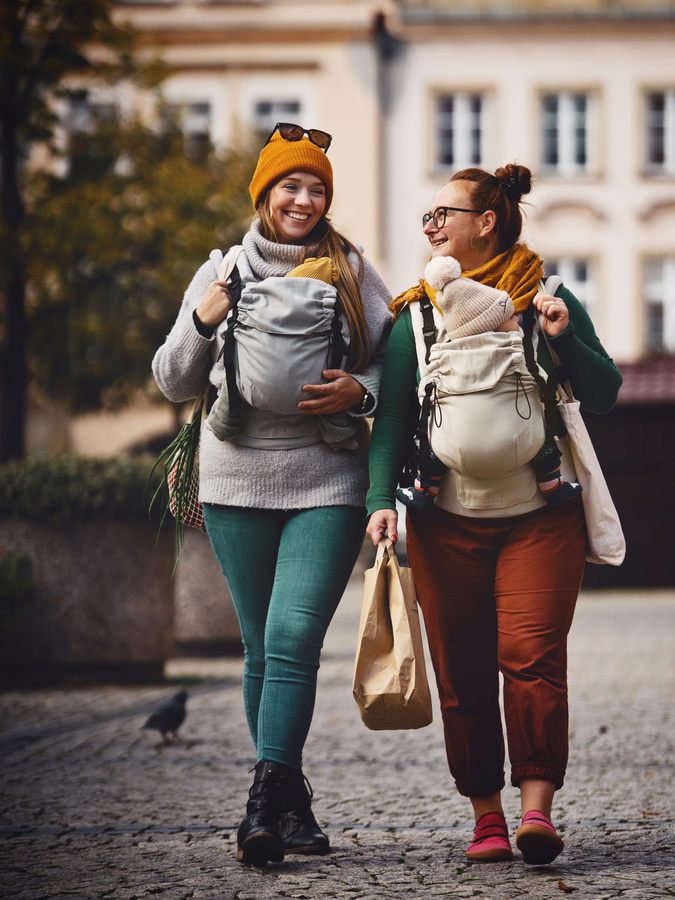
[1,578,673,899]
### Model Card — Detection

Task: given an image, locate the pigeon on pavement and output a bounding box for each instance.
[143,689,188,744]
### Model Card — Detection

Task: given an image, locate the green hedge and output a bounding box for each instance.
[0,454,163,523]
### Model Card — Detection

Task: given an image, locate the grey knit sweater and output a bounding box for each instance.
[152,222,393,509]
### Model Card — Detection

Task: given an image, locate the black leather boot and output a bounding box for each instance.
[237,760,293,866]
[280,765,331,855]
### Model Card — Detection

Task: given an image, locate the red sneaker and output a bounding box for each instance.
[466,812,514,861]
[516,810,564,864]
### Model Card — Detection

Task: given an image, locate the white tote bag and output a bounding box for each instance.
[540,323,625,566]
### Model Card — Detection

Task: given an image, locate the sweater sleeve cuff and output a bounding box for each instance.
[548,320,577,349]
[193,309,216,339]
[350,366,382,414]
[352,390,375,416]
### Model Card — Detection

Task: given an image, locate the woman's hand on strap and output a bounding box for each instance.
[366,509,398,546]
[299,370,365,414]
[195,281,233,328]
[533,292,569,338]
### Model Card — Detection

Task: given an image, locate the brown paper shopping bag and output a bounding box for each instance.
[353,538,433,730]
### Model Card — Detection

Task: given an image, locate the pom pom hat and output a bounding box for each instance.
[425,256,514,340]
[249,132,334,212]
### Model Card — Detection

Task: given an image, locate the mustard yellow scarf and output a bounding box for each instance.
[390,243,544,320]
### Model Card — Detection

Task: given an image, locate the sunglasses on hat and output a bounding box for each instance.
[265,122,332,152]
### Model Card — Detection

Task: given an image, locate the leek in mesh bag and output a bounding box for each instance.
[147,389,208,567]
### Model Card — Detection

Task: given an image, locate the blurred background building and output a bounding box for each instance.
[100,0,675,362]
[21,0,675,584]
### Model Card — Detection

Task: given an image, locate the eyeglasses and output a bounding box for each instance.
[265,122,332,152]
[422,206,483,229]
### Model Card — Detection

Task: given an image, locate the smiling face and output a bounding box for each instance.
[268,170,327,243]
[423,180,494,270]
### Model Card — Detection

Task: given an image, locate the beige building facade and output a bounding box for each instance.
[112,0,392,267]
[111,0,675,365]
[383,0,675,363]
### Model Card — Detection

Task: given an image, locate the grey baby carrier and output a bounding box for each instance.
[220,257,347,420]
[233,277,346,416]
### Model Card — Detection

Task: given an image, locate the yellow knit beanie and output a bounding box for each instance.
[249,132,334,212]
[286,257,338,285]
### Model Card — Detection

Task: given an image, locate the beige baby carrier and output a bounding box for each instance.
[409,257,556,511]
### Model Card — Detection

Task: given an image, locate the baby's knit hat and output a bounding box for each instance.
[286,257,338,285]
[249,132,334,212]
[425,256,514,339]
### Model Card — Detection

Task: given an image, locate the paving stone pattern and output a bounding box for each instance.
[1,581,674,900]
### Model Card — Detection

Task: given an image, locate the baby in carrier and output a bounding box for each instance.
[207,256,358,451]
[397,256,582,511]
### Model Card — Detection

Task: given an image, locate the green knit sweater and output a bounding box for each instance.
[366,286,623,516]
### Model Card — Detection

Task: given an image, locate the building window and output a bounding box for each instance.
[252,99,302,136]
[165,101,212,160]
[59,94,117,175]
[541,92,591,176]
[65,94,116,135]
[645,90,675,175]
[435,93,484,169]
[544,257,595,315]
[182,102,212,159]
[644,257,675,352]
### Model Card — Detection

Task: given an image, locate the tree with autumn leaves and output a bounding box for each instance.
[0,0,257,461]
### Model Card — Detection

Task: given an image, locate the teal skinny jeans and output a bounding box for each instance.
[203,503,366,769]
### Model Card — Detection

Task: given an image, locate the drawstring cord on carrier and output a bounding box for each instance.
[514,372,532,420]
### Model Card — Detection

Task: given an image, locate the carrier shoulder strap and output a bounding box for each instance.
[520,293,566,444]
[415,292,440,487]
[419,292,437,364]
[328,305,346,370]
[217,250,244,418]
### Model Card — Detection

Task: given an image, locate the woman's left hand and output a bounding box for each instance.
[533,292,569,337]
[299,370,365,415]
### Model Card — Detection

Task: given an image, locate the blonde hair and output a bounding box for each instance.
[257,199,370,373]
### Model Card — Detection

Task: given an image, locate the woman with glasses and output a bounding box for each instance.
[366,164,621,865]
[153,124,392,867]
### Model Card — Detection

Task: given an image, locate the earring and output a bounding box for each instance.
[470,235,489,252]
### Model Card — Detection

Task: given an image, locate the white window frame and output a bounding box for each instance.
[162,76,227,146]
[162,99,213,158]
[643,257,675,353]
[181,101,211,137]
[240,79,316,141]
[545,257,596,317]
[250,99,303,137]
[433,90,487,171]
[540,91,594,177]
[51,90,118,178]
[644,89,675,176]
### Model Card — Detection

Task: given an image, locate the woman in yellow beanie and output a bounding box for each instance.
[153,123,392,867]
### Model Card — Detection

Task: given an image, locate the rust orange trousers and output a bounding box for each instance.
[405,497,586,798]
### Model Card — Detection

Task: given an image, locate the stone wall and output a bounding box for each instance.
[173,528,242,655]
[0,518,175,685]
